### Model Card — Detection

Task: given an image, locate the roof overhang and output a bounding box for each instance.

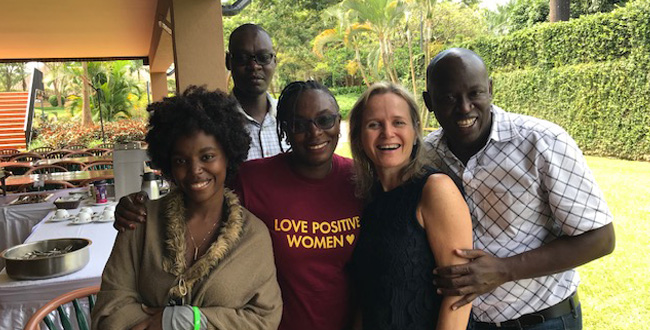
[0,0,159,63]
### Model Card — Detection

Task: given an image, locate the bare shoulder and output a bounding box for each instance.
[421,173,463,202]
[418,172,470,229]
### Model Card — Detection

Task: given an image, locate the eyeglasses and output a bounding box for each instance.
[292,113,340,133]
[230,52,275,66]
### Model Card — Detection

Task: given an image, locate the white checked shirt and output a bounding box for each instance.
[239,94,290,160]
[424,105,613,323]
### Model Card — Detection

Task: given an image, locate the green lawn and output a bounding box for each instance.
[578,156,650,330]
[335,144,649,329]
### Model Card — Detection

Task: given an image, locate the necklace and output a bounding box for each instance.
[188,219,219,261]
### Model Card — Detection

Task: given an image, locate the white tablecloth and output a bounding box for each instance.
[0,201,118,330]
[0,188,86,269]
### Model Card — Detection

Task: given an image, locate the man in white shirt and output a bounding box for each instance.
[226,24,289,160]
[423,48,615,329]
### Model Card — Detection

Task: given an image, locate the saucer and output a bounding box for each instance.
[48,215,73,222]
[69,219,93,225]
[93,215,114,223]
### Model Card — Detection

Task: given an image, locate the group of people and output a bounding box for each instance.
[90,23,615,330]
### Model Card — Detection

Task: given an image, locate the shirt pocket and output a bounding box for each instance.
[480,188,541,241]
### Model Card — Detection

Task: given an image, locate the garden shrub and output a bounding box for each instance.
[48,95,65,107]
[450,0,650,161]
[461,0,650,71]
[492,56,650,160]
[35,119,146,148]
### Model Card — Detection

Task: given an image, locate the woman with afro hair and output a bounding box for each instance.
[92,86,282,330]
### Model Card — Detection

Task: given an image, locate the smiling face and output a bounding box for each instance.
[424,52,493,159]
[287,89,340,170]
[170,130,228,207]
[361,92,416,175]
[227,28,276,97]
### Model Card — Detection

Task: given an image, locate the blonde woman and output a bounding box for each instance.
[348,82,473,330]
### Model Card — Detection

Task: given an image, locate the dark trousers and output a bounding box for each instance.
[468,304,582,330]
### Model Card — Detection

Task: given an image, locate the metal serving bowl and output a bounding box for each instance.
[0,238,92,280]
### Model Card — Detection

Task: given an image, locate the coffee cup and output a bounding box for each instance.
[79,207,93,214]
[101,209,114,221]
[77,212,92,223]
[54,209,69,219]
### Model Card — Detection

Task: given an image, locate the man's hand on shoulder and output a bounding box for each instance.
[114,192,149,232]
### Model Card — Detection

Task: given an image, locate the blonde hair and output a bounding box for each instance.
[348,82,427,201]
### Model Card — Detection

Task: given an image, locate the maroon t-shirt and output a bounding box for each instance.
[234,153,362,330]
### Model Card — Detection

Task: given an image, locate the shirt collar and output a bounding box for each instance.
[427,105,520,160]
[236,92,276,123]
[489,105,520,143]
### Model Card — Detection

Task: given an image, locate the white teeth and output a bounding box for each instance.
[191,181,209,189]
[308,142,327,150]
[378,144,400,150]
[457,118,476,128]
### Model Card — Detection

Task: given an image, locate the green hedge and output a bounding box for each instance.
[462,0,650,71]
[492,56,650,160]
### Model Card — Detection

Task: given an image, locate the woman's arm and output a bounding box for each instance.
[417,173,473,330]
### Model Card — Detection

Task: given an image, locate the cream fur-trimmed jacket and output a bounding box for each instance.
[92,188,282,329]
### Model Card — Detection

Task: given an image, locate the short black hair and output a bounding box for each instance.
[145,86,251,182]
[276,80,338,145]
[228,23,271,51]
[426,48,486,87]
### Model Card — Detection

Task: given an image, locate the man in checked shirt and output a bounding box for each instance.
[423,48,615,330]
[226,24,290,160]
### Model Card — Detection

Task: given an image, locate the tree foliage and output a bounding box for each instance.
[461,0,649,160]
[223,0,342,91]
[0,63,28,92]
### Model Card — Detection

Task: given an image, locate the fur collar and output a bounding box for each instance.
[161,188,245,300]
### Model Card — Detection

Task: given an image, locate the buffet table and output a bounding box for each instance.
[0,201,118,330]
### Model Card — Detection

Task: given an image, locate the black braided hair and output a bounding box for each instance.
[275,80,339,147]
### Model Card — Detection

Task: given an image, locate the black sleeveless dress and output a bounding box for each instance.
[351,167,442,330]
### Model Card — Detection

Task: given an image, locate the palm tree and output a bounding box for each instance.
[341,0,407,83]
[95,61,141,120]
[313,5,374,86]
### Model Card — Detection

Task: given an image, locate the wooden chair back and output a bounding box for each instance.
[44,150,72,159]
[82,161,113,171]
[10,152,43,162]
[26,165,68,175]
[66,144,87,151]
[66,151,93,158]
[29,146,55,155]
[23,286,99,330]
[52,160,85,171]
[3,164,34,175]
[0,148,20,155]
[84,148,110,156]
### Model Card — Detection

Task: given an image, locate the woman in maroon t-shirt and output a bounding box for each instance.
[115,81,363,330]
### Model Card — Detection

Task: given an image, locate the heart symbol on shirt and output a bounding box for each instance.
[346,234,355,245]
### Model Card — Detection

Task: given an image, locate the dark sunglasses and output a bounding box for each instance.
[230,52,275,66]
[292,113,340,133]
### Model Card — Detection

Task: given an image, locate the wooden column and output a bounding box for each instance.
[150,72,168,102]
[170,0,227,93]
